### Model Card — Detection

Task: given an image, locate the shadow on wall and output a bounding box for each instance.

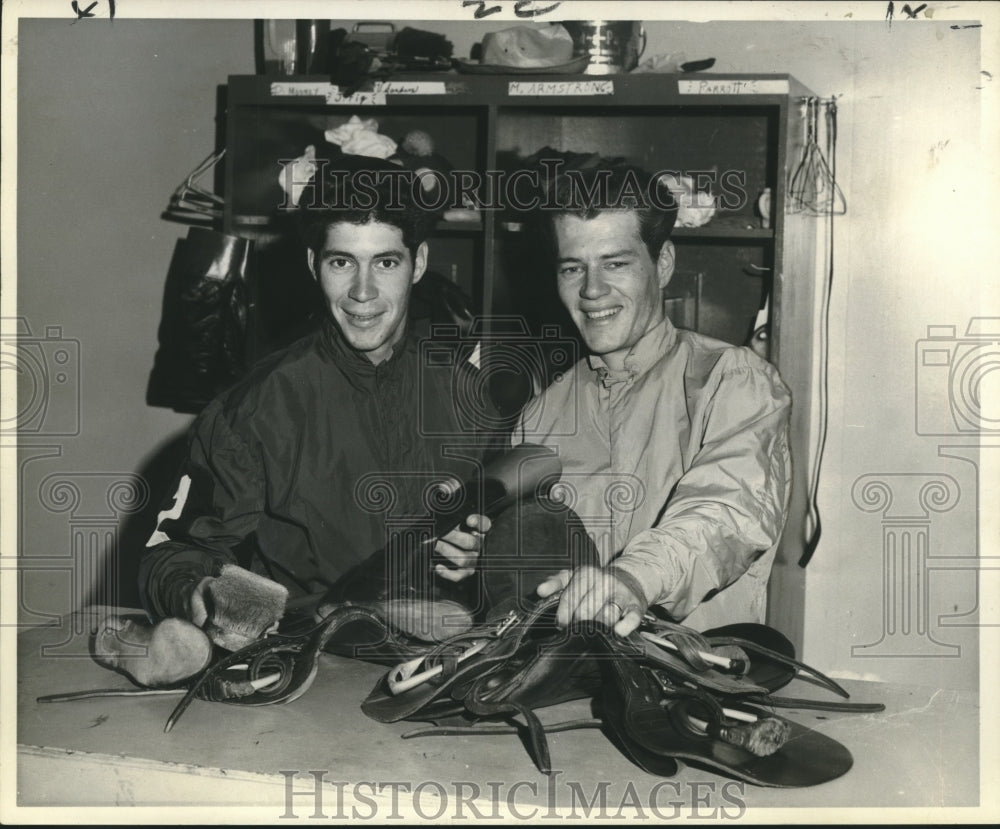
[86,431,191,612]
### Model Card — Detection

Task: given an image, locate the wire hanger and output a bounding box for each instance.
[163,149,226,224]
[787,97,846,216]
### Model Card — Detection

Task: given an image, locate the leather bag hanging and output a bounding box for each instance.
[146,227,251,413]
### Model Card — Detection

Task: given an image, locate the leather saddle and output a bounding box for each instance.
[39,585,884,787]
[360,595,885,788]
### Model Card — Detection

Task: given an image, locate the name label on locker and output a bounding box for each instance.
[373,81,449,95]
[270,83,386,105]
[508,80,614,96]
[678,79,790,95]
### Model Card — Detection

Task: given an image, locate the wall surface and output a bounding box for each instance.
[11,10,997,693]
[15,18,253,615]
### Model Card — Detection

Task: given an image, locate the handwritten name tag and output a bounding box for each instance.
[270,83,330,97]
[508,80,614,96]
[372,81,449,95]
[326,88,386,105]
[269,83,386,105]
[678,79,790,95]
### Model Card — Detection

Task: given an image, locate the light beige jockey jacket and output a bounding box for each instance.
[513,315,792,631]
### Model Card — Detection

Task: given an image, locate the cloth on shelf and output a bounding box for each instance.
[325,115,398,159]
[659,173,717,228]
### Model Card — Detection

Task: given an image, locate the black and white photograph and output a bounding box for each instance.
[2,0,998,822]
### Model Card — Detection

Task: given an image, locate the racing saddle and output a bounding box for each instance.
[357,593,884,787]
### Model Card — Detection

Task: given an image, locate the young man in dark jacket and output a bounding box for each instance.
[104,166,497,686]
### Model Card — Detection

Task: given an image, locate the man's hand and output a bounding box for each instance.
[434,513,492,582]
[536,565,647,637]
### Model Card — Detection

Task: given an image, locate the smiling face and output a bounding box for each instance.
[554,211,675,371]
[308,220,427,365]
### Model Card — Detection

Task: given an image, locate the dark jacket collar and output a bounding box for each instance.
[320,315,420,389]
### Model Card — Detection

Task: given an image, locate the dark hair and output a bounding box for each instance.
[296,159,440,259]
[541,163,678,262]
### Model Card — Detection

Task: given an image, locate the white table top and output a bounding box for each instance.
[13,609,981,818]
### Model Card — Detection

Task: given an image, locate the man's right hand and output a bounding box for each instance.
[434,513,492,582]
[537,565,647,637]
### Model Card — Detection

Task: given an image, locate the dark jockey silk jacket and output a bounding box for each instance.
[139,316,497,619]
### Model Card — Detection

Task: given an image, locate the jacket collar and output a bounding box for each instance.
[586,316,678,386]
[320,315,417,387]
